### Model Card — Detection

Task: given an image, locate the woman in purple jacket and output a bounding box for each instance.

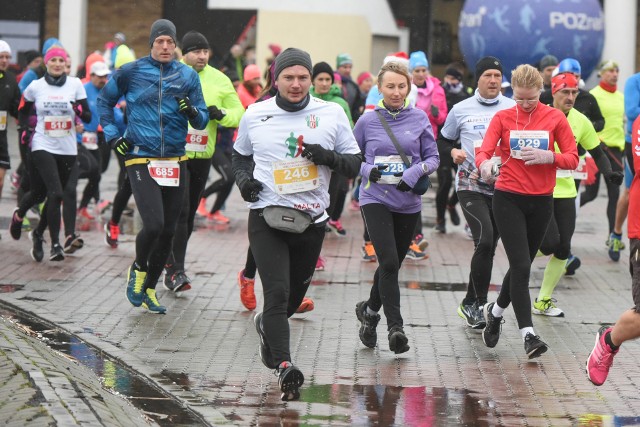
[354,61,439,354]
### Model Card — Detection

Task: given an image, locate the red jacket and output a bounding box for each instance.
[476,102,579,196]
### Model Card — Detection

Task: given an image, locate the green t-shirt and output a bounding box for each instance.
[553,108,600,198]
[590,85,625,150]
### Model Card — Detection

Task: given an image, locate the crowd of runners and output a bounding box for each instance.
[1,18,639,401]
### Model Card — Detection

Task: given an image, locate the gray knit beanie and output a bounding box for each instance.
[149,19,177,48]
[274,48,312,79]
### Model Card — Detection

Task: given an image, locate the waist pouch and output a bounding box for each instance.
[262,206,317,234]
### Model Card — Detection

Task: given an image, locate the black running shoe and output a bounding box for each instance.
[9,208,23,240]
[565,255,581,276]
[355,301,380,348]
[471,302,487,330]
[524,333,548,359]
[254,312,276,369]
[482,302,504,348]
[163,270,192,293]
[49,243,65,262]
[277,362,304,401]
[388,326,410,354]
[448,205,460,226]
[29,230,45,262]
[457,302,476,327]
[63,233,84,254]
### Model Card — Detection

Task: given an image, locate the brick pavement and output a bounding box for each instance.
[1,122,640,425]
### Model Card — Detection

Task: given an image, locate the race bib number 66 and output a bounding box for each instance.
[509,130,549,159]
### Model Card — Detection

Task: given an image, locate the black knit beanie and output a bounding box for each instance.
[182,31,209,55]
[149,19,176,48]
[475,56,503,82]
[312,62,334,83]
[274,48,312,79]
[444,66,463,81]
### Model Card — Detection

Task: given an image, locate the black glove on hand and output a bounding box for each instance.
[176,96,198,119]
[111,137,130,156]
[430,104,439,117]
[207,105,226,121]
[301,142,334,166]
[70,101,82,117]
[393,171,412,192]
[369,164,388,183]
[604,170,624,186]
[240,179,263,202]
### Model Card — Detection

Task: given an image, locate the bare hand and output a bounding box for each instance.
[451,148,467,165]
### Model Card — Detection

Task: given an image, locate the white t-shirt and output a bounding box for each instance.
[24,77,87,155]
[234,96,360,219]
[440,93,516,195]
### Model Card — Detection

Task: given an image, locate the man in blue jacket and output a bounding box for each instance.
[98,19,208,314]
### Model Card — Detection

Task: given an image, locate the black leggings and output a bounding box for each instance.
[201,148,234,214]
[435,142,454,222]
[361,203,420,330]
[249,209,325,365]
[166,158,210,271]
[62,160,80,237]
[539,197,576,260]
[580,144,623,233]
[78,145,101,209]
[111,155,132,225]
[244,247,257,279]
[458,190,500,306]
[493,190,553,329]
[128,162,186,290]
[18,151,76,245]
[328,172,348,221]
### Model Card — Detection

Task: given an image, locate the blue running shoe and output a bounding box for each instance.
[141,289,166,314]
[565,255,581,276]
[126,264,146,307]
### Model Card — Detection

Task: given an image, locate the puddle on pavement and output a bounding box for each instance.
[0,307,205,426]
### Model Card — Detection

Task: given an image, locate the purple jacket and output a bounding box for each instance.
[354,104,439,213]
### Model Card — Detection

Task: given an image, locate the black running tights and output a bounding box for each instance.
[458,190,500,306]
[493,190,553,329]
[539,197,576,260]
[128,162,186,289]
[249,209,325,365]
[361,203,420,330]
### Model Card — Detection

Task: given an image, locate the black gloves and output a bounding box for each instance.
[396,179,412,192]
[301,142,334,166]
[604,170,624,185]
[111,137,130,156]
[430,104,439,117]
[240,179,263,202]
[176,96,199,120]
[369,164,388,183]
[70,101,82,117]
[393,171,412,192]
[207,105,226,121]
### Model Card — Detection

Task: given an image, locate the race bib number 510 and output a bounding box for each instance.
[44,115,72,137]
[272,157,319,195]
[509,130,549,159]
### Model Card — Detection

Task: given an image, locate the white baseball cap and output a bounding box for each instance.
[90,61,111,76]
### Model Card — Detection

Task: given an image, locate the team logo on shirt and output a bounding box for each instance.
[285,132,304,158]
[305,114,319,129]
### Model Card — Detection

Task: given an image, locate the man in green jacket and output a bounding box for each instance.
[581,60,625,256]
[164,31,244,292]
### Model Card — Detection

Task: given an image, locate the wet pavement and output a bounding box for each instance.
[1,122,640,425]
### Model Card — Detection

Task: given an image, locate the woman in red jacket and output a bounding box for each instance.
[475,64,578,359]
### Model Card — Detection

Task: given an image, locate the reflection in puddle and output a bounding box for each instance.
[0,308,205,426]
[0,284,25,293]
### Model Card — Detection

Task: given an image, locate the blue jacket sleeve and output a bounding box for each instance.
[18,69,37,93]
[187,76,209,130]
[98,72,125,142]
[625,76,640,142]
